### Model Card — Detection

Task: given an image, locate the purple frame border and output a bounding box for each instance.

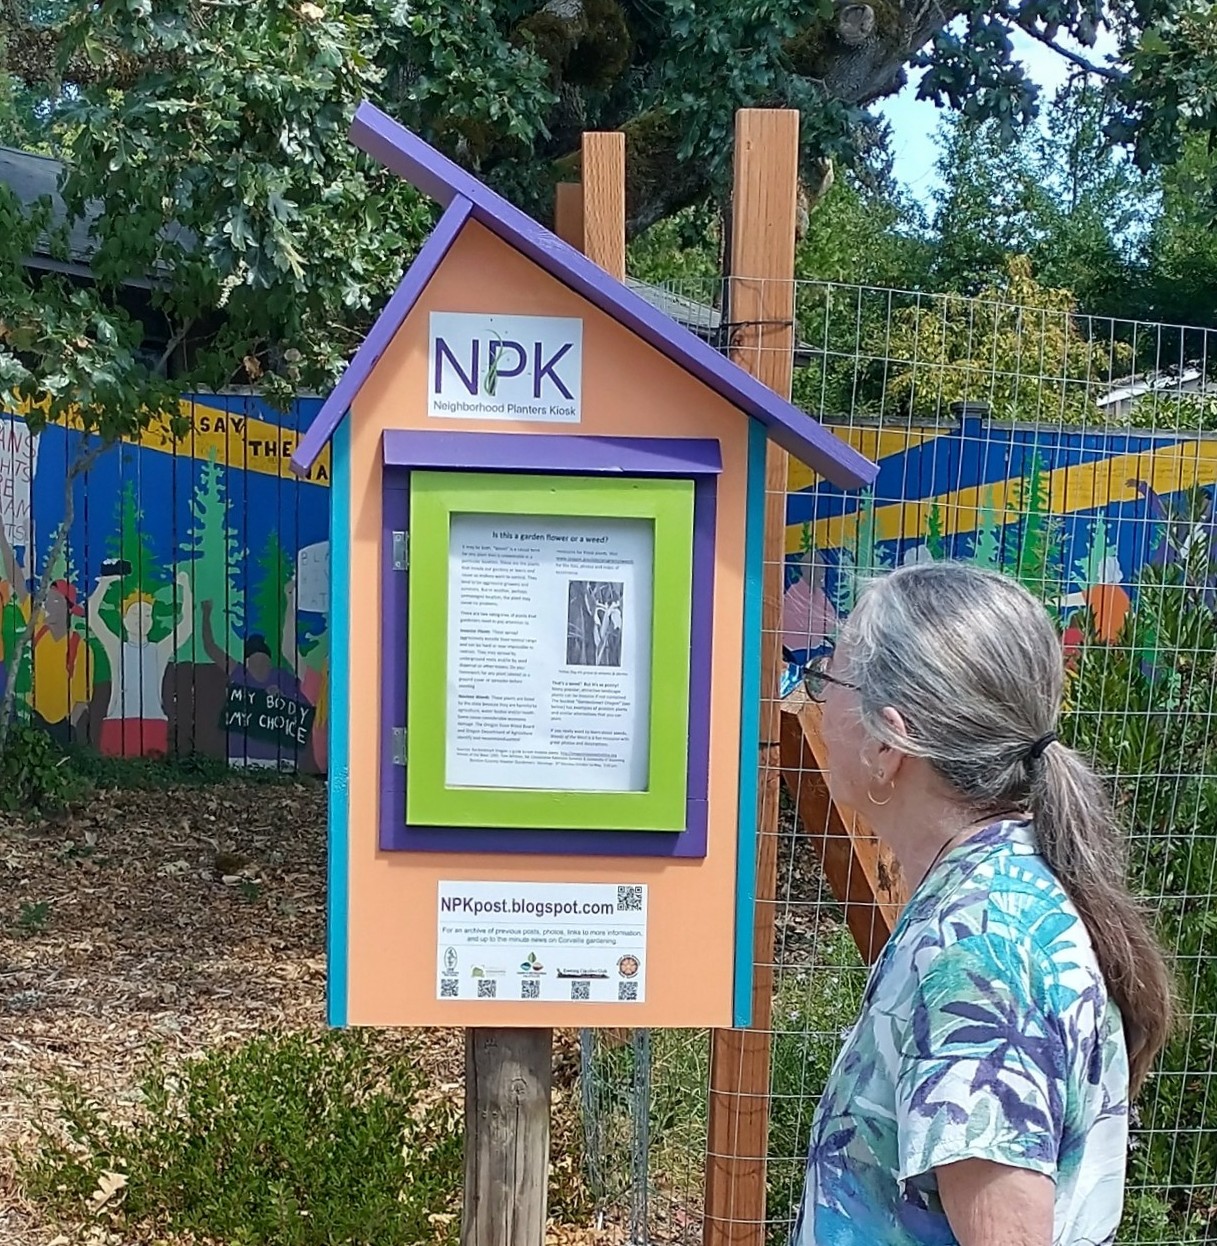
[379,432,720,858]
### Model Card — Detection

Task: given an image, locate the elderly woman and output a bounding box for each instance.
[795,562,1173,1246]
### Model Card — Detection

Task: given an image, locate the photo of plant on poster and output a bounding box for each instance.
[566,580,624,668]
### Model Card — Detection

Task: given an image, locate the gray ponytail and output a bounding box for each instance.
[840,561,1173,1094]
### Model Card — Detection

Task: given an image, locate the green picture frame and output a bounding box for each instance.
[406,471,694,830]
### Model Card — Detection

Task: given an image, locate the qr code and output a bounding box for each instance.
[571,981,590,1001]
[477,978,497,999]
[618,981,638,1002]
[440,978,459,998]
[617,885,643,912]
[521,978,540,1000]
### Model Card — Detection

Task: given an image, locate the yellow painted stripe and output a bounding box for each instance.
[786,425,945,494]
[790,438,1217,554]
[9,397,331,486]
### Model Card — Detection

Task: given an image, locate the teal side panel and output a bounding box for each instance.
[733,418,767,1027]
[326,420,352,1028]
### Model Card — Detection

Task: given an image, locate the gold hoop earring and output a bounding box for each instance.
[867,784,892,807]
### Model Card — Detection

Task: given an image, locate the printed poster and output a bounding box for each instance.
[0,417,38,545]
[428,312,583,422]
[437,881,647,1003]
[445,512,653,792]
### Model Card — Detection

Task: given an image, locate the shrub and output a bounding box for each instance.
[20,1030,463,1246]
[0,723,90,812]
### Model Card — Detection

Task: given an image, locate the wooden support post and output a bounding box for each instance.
[704,109,800,1246]
[580,131,626,279]
[778,695,906,963]
[459,134,633,1246]
[554,181,584,253]
[462,1028,553,1246]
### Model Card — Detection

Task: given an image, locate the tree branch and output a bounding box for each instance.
[2,13,165,90]
[155,318,196,377]
[1012,18,1119,80]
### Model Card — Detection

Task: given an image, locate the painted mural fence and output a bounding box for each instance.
[0,394,331,772]
[780,412,1217,682]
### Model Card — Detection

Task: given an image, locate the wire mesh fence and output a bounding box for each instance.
[578,274,1217,1246]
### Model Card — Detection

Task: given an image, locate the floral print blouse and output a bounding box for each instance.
[795,819,1129,1246]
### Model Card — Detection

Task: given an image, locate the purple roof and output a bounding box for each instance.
[291,102,876,488]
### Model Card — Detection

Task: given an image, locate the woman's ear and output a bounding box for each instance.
[865,706,913,784]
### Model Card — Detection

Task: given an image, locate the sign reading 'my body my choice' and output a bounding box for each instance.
[429,313,583,423]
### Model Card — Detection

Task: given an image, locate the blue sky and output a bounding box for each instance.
[876,27,1120,204]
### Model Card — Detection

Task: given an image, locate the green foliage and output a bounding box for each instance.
[582,924,865,1242]
[790,175,934,421]
[3,0,1214,451]
[66,747,308,791]
[0,722,89,812]
[928,89,1153,312]
[798,176,931,289]
[17,899,53,935]
[1111,0,1217,219]
[765,929,867,1238]
[20,1030,464,1246]
[885,256,1134,423]
[626,203,721,288]
[1140,135,1217,327]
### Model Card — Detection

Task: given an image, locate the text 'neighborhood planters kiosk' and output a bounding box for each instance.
[292,102,876,1030]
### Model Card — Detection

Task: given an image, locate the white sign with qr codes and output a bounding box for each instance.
[437,881,647,1004]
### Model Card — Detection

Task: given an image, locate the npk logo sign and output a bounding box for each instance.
[428,313,583,423]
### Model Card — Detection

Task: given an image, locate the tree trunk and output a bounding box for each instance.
[461,1028,552,1246]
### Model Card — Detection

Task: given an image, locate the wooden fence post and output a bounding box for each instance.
[554,181,585,254]
[704,108,800,1246]
[580,131,626,280]
[462,1029,554,1246]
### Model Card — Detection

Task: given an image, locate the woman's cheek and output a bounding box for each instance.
[820,709,863,806]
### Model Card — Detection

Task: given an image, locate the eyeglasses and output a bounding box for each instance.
[802,653,859,702]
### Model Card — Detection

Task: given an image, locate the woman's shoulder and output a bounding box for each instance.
[897,827,1106,1010]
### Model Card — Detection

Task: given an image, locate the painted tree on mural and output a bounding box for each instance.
[969,489,1005,572]
[1005,453,1063,596]
[251,531,293,668]
[832,489,894,616]
[98,482,173,643]
[178,452,244,663]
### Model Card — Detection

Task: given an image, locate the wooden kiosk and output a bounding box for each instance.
[291,102,875,1032]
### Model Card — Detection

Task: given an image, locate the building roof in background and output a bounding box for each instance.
[1,144,194,289]
[1,144,104,281]
[1097,366,1205,410]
